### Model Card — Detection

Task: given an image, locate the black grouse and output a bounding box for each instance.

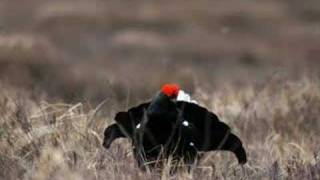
[103,84,247,168]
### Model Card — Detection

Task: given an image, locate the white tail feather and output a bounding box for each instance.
[177,90,198,104]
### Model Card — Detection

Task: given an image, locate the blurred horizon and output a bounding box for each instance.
[1,0,320,105]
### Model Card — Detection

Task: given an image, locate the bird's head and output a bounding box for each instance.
[161,83,180,99]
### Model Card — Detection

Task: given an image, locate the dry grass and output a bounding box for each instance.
[0,75,320,180]
[1,0,320,179]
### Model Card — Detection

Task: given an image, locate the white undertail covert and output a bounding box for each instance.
[177,90,198,104]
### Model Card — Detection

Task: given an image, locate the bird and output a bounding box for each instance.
[103,84,247,169]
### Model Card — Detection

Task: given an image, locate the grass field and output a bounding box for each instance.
[0,1,320,179]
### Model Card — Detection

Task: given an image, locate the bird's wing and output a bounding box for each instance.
[114,102,150,137]
[175,101,230,149]
[176,101,247,164]
[103,123,125,149]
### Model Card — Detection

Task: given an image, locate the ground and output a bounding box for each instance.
[0,0,320,179]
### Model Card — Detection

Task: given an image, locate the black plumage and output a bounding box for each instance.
[103,91,247,169]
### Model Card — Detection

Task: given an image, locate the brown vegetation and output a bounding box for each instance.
[0,0,320,179]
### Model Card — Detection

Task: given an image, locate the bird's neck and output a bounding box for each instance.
[147,92,174,116]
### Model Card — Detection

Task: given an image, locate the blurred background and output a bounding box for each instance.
[1,0,320,105]
[1,1,320,179]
